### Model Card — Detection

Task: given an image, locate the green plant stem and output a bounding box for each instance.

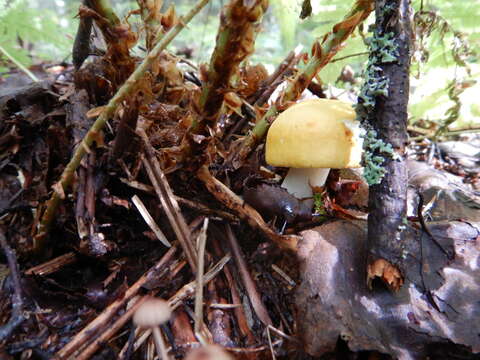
[331,51,369,63]
[229,0,374,168]
[409,125,480,141]
[0,45,39,82]
[86,0,120,27]
[34,0,211,252]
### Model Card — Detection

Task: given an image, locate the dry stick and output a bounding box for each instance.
[119,178,239,223]
[0,229,25,342]
[24,252,77,276]
[75,295,148,360]
[55,246,177,359]
[224,47,302,144]
[225,225,273,327]
[139,129,197,271]
[118,255,231,358]
[169,254,231,310]
[118,259,188,358]
[34,0,211,252]
[194,218,209,344]
[209,228,256,344]
[409,124,480,141]
[252,45,304,106]
[365,0,412,290]
[197,165,298,251]
[132,194,171,248]
[228,0,375,169]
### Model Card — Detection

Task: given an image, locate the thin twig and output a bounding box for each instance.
[34,0,211,252]
[409,124,480,141]
[0,229,25,342]
[132,195,171,248]
[55,247,177,359]
[267,325,277,360]
[225,225,273,326]
[330,51,369,63]
[119,178,239,222]
[24,252,77,276]
[139,129,197,271]
[118,255,231,357]
[210,230,256,344]
[74,295,148,360]
[197,165,298,251]
[0,45,39,82]
[194,218,209,344]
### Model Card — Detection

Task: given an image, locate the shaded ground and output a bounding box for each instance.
[1,60,480,360]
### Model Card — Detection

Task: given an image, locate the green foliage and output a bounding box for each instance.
[302,3,371,83]
[270,0,298,51]
[313,192,326,215]
[410,0,479,126]
[1,0,478,128]
[0,0,74,73]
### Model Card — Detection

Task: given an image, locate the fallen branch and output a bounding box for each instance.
[197,165,298,251]
[139,129,198,271]
[225,224,273,326]
[0,229,25,342]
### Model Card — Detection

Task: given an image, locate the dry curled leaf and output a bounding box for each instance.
[367,258,404,291]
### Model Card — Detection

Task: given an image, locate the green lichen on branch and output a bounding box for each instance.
[357,20,400,185]
[361,128,397,185]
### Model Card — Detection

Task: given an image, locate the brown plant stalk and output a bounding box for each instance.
[34,0,211,252]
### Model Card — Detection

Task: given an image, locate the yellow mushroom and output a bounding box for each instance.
[265,98,363,199]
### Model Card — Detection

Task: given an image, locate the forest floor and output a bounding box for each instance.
[1,62,480,360]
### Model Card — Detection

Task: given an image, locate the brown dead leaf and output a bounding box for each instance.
[333,10,364,32]
[367,258,404,291]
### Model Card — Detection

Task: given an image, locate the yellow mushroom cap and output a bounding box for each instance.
[265,98,363,169]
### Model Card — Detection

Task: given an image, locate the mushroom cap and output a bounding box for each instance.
[265,98,363,169]
[133,297,172,328]
[184,345,233,360]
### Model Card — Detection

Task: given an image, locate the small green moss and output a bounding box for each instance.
[313,193,326,215]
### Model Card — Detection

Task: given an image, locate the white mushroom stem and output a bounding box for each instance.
[152,327,170,360]
[281,167,330,199]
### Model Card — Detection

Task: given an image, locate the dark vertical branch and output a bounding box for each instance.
[0,229,25,342]
[366,0,412,288]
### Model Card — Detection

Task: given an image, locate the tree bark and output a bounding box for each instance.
[367,0,412,286]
